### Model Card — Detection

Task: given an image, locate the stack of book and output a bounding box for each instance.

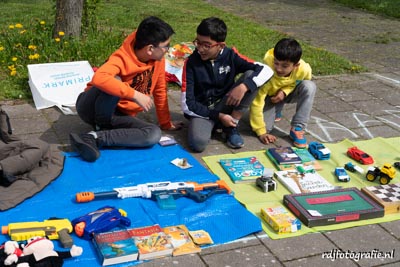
[267,147,321,171]
[92,224,205,265]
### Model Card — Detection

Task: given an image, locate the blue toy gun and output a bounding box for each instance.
[75,180,232,209]
[71,206,131,240]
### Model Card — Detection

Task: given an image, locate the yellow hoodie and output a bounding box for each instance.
[250,48,312,136]
[85,31,172,129]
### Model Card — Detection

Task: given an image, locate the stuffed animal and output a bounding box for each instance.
[0,241,27,267]
[3,237,82,267]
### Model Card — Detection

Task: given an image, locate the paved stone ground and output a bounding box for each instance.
[2,0,400,266]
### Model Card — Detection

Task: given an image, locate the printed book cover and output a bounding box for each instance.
[92,229,139,266]
[292,147,322,171]
[267,147,302,165]
[131,224,174,260]
[274,170,335,194]
[219,157,265,184]
[163,225,201,256]
[266,150,299,171]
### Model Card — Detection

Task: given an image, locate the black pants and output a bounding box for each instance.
[75,87,161,147]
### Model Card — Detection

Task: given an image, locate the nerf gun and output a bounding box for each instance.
[75,180,232,209]
[71,206,131,240]
[1,218,73,248]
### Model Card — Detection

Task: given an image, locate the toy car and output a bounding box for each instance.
[366,163,396,185]
[346,146,374,165]
[394,162,400,170]
[344,162,364,174]
[334,167,350,182]
[308,142,330,160]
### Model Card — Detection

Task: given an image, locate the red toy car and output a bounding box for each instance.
[347,146,374,165]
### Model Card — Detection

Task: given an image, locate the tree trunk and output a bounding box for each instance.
[54,0,84,38]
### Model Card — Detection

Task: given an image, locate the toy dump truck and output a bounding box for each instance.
[366,163,396,185]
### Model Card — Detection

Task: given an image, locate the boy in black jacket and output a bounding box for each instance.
[182,17,273,152]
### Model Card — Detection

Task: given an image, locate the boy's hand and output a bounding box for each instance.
[133,91,154,111]
[226,84,248,106]
[270,90,285,104]
[219,113,238,127]
[258,133,277,144]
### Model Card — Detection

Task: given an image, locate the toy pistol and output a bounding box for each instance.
[71,206,131,240]
[75,180,232,209]
[1,218,73,248]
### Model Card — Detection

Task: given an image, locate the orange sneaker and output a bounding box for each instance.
[289,126,307,148]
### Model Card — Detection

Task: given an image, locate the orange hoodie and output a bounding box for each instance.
[85,31,172,129]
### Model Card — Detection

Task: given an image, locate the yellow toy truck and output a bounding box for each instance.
[366,163,396,185]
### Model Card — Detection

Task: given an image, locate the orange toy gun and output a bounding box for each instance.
[1,218,73,248]
[76,180,232,209]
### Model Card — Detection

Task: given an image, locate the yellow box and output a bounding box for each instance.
[260,206,301,234]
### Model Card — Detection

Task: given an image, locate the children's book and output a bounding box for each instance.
[92,229,139,266]
[163,225,201,256]
[131,224,173,260]
[274,169,335,194]
[219,157,265,184]
[292,147,322,171]
[188,230,214,246]
[266,148,301,171]
[267,147,302,164]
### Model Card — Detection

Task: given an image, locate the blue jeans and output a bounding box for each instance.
[263,80,317,132]
[76,87,161,147]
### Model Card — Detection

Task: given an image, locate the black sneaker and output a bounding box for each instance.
[69,133,100,162]
[225,127,244,149]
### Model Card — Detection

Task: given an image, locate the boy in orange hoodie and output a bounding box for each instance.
[70,16,183,162]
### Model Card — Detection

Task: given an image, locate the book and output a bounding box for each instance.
[159,135,178,146]
[266,149,299,171]
[274,169,335,194]
[283,187,385,227]
[131,224,173,260]
[267,147,302,165]
[292,147,322,171]
[188,230,214,246]
[219,157,264,184]
[361,183,400,215]
[92,229,139,266]
[260,206,301,234]
[163,225,201,256]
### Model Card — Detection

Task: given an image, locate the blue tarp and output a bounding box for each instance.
[0,144,261,266]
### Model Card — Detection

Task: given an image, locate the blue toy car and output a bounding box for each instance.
[308,142,330,160]
[335,167,350,182]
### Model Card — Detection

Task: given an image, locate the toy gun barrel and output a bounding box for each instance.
[1,219,73,248]
[76,191,119,203]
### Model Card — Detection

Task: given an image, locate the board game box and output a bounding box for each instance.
[283,187,385,227]
[361,183,400,215]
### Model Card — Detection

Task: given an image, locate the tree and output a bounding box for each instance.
[54,0,84,38]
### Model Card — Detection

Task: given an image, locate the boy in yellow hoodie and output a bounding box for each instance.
[70,16,183,162]
[250,38,316,148]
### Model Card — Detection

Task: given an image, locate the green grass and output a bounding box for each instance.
[334,0,400,19]
[0,0,364,101]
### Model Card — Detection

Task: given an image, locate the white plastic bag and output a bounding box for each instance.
[28,61,94,115]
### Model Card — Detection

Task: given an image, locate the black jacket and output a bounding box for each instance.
[182,47,270,121]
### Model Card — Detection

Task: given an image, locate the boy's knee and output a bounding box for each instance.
[302,80,317,95]
[189,138,208,153]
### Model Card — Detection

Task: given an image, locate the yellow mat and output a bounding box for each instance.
[203,137,400,239]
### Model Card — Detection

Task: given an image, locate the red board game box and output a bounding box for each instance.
[283,187,384,227]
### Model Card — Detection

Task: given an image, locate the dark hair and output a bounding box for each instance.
[273,38,302,64]
[134,16,175,49]
[196,17,227,42]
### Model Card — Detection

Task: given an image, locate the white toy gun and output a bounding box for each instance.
[75,181,232,209]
